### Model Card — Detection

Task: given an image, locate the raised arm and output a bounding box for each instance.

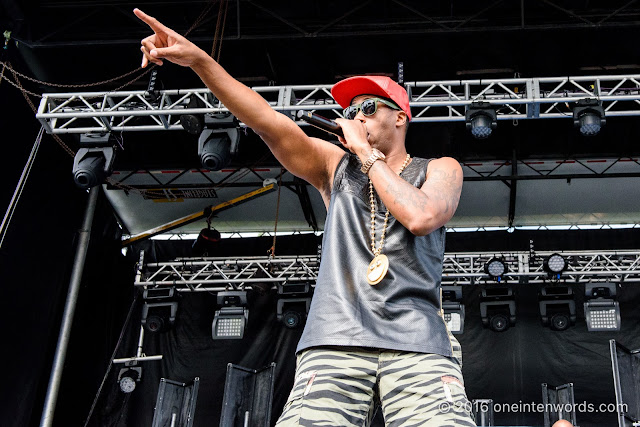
[134,8,344,196]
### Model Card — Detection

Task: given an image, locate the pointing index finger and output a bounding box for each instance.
[133,8,168,33]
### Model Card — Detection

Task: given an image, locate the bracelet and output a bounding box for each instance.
[360,148,386,174]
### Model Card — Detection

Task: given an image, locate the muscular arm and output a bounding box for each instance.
[334,116,463,236]
[134,9,343,197]
[368,156,463,236]
[190,56,343,195]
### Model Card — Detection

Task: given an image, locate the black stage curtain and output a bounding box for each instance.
[96,233,640,426]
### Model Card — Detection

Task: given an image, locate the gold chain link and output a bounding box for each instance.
[369,153,411,256]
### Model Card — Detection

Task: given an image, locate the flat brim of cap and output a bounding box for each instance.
[331,76,392,109]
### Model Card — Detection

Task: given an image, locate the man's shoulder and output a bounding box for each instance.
[428,156,461,166]
[426,156,462,172]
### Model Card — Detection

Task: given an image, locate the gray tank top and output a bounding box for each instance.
[296,153,454,357]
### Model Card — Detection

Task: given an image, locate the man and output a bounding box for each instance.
[135,8,474,426]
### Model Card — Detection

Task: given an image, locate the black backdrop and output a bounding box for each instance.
[2,128,640,426]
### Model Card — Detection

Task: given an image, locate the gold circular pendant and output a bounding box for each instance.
[367,254,389,285]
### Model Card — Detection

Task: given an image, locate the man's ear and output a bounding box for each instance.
[395,111,407,128]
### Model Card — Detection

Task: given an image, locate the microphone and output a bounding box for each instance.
[296,110,344,138]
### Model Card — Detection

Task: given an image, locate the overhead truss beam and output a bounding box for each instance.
[35,74,640,134]
[105,155,640,194]
[135,250,640,292]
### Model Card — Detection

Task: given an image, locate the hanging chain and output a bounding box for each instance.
[216,0,229,63]
[210,0,229,61]
[0,59,146,89]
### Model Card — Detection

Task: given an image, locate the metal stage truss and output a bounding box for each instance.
[135,250,640,292]
[108,156,640,191]
[36,74,640,134]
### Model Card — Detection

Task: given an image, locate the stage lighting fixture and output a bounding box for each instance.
[180,95,206,135]
[141,288,179,333]
[484,257,507,282]
[212,291,249,339]
[480,287,516,332]
[584,283,621,331]
[277,283,312,329]
[573,98,606,136]
[441,286,465,334]
[197,114,240,170]
[142,301,178,333]
[72,134,116,189]
[544,253,567,280]
[250,266,276,296]
[198,130,231,170]
[465,101,497,139]
[144,68,162,102]
[191,227,221,257]
[118,365,142,393]
[538,286,576,331]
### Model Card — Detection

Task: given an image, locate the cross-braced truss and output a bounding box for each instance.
[442,250,640,285]
[136,253,320,292]
[36,74,640,134]
[135,250,640,292]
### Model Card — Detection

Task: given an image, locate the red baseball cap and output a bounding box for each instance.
[331,75,412,121]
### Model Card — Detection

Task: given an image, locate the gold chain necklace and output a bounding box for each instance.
[367,153,411,285]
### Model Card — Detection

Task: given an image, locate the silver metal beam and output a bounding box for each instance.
[112,325,163,364]
[40,186,100,427]
[35,74,640,134]
[134,250,640,291]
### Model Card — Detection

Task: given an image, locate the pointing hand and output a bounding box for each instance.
[134,8,207,68]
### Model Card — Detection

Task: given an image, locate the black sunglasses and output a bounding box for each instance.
[342,97,401,120]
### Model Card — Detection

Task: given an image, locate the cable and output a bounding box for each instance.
[268,168,284,258]
[185,0,221,37]
[0,126,44,249]
[210,0,229,62]
[0,59,6,87]
[5,64,77,157]
[217,0,230,63]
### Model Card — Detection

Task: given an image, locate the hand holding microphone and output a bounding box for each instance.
[296,110,344,138]
[297,111,371,156]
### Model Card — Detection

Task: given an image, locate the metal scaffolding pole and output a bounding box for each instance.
[40,186,100,427]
